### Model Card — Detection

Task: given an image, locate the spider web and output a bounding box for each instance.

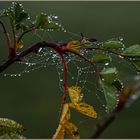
[0,23,137,137]
[1,28,107,109]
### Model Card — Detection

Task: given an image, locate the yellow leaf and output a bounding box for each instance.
[60,103,71,124]
[52,124,65,139]
[64,121,80,139]
[15,37,24,51]
[66,40,81,53]
[67,40,81,48]
[68,86,83,104]
[69,102,97,119]
[53,103,70,139]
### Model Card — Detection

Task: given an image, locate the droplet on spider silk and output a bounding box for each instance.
[18,74,21,77]
[72,77,75,80]
[60,79,63,82]
[38,48,42,53]
[119,37,123,42]
[105,63,109,66]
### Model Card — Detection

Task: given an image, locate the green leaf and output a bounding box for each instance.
[0,9,8,17]
[13,2,28,23]
[91,53,111,63]
[107,37,123,42]
[112,79,124,92]
[99,79,118,113]
[103,40,125,50]
[46,22,62,30]
[47,15,62,30]
[34,13,62,30]
[35,13,48,28]
[100,67,118,84]
[123,45,140,58]
[129,59,140,71]
[1,2,29,30]
[0,133,25,139]
[17,23,29,31]
[123,45,140,71]
[0,118,24,134]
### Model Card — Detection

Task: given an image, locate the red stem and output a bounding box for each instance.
[17,27,36,43]
[0,21,12,49]
[13,30,16,50]
[5,33,12,49]
[60,53,68,102]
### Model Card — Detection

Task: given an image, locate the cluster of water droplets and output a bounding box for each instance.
[0,25,131,115]
[1,47,61,77]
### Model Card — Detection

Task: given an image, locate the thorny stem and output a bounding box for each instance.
[60,53,68,103]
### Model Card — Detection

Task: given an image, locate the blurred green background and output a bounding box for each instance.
[0,1,140,138]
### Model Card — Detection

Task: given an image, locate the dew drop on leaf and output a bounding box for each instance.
[105,63,109,66]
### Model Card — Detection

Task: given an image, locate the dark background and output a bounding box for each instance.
[0,1,140,138]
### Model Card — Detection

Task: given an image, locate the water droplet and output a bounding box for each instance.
[105,106,108,112]
[102,104,106,107]
[101,78,105,81]
[118,55,124,59]
[54,16,58,19]
[11,74,17,77]
[105,63,109,66]
[131,94,139,100]
[38,47,42,53]
[25,62,29,65]
[119,37,123,41]
[72,77,74,80]
[80,93,84,99]
[116,99,119,103]
[60,79,63,82]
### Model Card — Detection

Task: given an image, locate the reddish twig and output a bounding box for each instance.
[91,78,140,138]
[60,53,68,102]
[0,20,12,51]
[17,27,36,43]
[0,34,139,139]
[0,41,58,73]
